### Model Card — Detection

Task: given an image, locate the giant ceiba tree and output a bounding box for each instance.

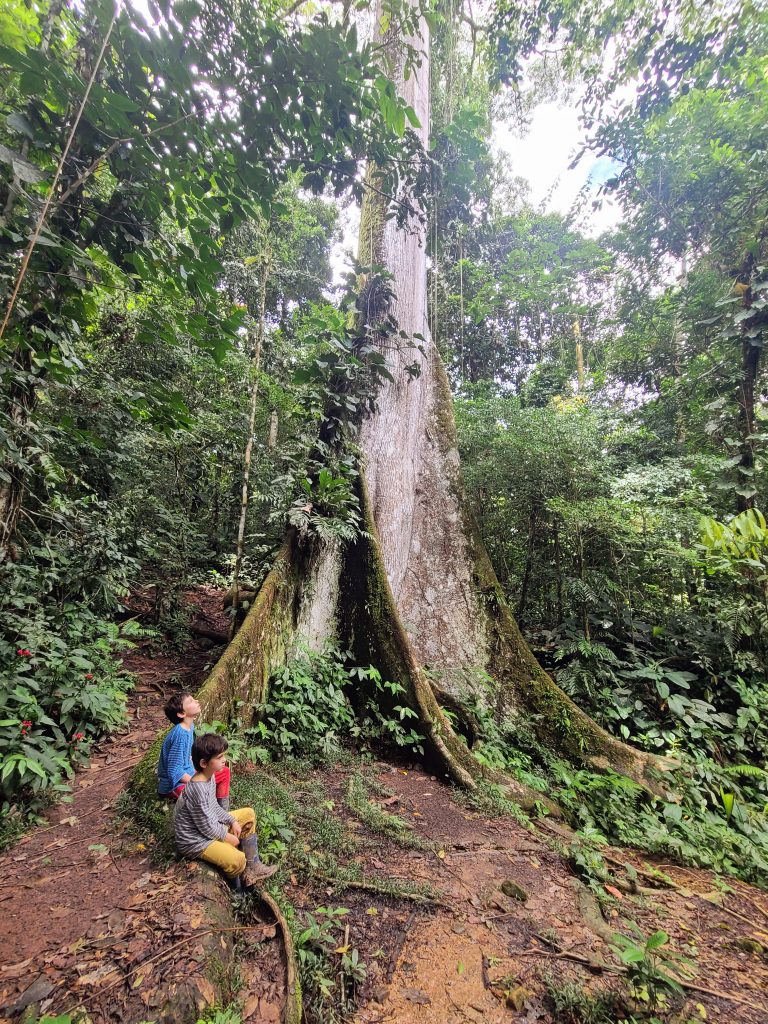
[201,1,671,805]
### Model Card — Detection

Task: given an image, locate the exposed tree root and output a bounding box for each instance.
[262,890,302,1024]
[574,884,622,945]
[529,933,768,1014]
[312,871,450,908]
[386,909,418,983]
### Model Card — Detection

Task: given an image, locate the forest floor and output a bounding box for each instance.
[2,589,768,1024]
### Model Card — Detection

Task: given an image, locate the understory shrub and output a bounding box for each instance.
[464,700,768,883]
[241,645,424,762]
[0,553,137,842]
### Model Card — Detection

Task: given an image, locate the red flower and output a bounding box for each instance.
[17,648,31,657]
[72,732,85,743]
[84,673,94,680]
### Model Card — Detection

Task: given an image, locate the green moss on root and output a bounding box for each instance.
[196,534,301,722]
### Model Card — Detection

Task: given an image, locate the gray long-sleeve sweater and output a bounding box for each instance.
[174,776,235,857]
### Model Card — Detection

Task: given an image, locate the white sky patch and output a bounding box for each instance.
[331,100,624,285]
[494,101,622,237]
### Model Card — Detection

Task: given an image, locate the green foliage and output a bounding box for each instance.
[257,647,357,760]
[447,691,768,883]
[243,646,424,763]
[0,0,422,381]
[455,384,768,877]
[0,551,136,834]
[433,196,614,389]
[196,1008,242,1024]
[294,905,367,1022]
[349,664,425,754]
[610,927,694,1011]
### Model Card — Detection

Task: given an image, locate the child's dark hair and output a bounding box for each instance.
[192,733,228,770]
[164,691,192,724]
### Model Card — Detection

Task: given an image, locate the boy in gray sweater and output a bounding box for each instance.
[174,733,276,890]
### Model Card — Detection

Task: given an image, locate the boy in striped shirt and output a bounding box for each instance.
[174,733,277,889]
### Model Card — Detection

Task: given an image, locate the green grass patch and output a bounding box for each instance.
[345,771,429,850]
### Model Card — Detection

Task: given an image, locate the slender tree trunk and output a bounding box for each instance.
[229,253,270,639]
[672,255,688,445]
[736,335,759,513]
[517,512,537,625]
[574,320,584,394]
[554,523,564,626]
[268,409,279,448]
[211,451,222,555]
[576,526,590,641]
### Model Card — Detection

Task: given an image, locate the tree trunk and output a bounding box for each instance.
[268,409,279,448]
[229,252,271,639]
[196,1,674,803]
[554,523,564,625]
[736,335,759,513]
[516,511,537,626]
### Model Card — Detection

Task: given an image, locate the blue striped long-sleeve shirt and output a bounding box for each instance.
[157,723,194,794]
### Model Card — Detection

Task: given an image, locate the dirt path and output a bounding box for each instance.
[342,767,768,1024]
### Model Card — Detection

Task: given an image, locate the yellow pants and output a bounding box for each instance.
[199,807,255,879]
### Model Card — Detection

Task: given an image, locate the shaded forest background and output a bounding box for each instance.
[1,0,767,885]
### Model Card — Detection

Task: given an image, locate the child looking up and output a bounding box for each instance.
[174,733,277,889]
[157,692,231,808]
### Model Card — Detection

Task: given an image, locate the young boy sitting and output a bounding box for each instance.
[174,733,277,889]
[157,692,231,809]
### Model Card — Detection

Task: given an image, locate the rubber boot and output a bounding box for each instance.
[217,796,230,811]
[240,834,278,885]
[240,833,260,870]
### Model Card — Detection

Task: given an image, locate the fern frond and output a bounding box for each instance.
[723,764,767,778]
